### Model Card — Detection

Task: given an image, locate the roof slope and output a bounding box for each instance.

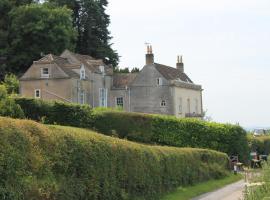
[113,73,138,89]
[154,63,193,83]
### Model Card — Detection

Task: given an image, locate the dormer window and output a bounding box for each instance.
[41,67,49,78]
[80,65,86,80]
[157,77,163,86]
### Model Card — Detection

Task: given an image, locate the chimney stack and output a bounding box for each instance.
[176,55,184,73]
[146,45,154,65]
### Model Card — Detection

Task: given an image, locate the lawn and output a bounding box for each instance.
[161,173,242,200]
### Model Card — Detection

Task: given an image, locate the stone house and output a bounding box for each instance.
[20,47,203,118]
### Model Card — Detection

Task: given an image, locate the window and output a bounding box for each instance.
[80,69,85,80]
[99,88,107,107]
[187,98,191,113]
[178,97,182,113]
[41,68,49,78]
[195,99,199,114]
[99,66,105,74]
[79,90,85,104]
[161,100,166,107]
[157,77,163,86]
[116,97,124,108]
[34,89,41,98]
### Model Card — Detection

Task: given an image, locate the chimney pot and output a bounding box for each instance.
[146,45,154,65]
[176,55,184,72]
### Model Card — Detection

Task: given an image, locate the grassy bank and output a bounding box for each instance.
[162,174,242,200]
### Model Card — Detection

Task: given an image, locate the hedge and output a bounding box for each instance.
[0,117,229,200]
[14,98,249,162]
[248,135,270,155]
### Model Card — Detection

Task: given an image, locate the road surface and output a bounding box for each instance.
[192,180,245,200]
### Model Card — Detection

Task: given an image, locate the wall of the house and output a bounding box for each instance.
[173,87,203,118]
[20,79,73,102]
[129,65,174,115]
[110,89,130,111]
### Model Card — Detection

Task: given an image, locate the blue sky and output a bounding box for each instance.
[107,0,270,127]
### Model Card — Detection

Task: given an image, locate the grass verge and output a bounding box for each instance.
[161,173,243,200]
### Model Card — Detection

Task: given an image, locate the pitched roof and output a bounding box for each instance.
[154,63,193,83]
[113,73,138,89]
[66,51,113,75]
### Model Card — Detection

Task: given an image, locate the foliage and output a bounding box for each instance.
[114,67,140,73]
[244,160,270,200]
[49,0,119,67]
[248,135,270,155]
[0,85,24,118]
[15,98,249,162]
[6,3,77,75]
[2,74,19,94]
[14,98,92,127]
[0,117,229,200]
[0,0,36,79]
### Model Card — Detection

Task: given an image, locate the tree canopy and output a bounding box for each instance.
[49,0,119,67]
[6,3,77,75]
[0,0,119,79]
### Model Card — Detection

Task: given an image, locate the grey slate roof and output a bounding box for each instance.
[154,63,193,83]
[113,73,138,89]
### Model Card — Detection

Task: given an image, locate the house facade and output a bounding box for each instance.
[20,47,203,118]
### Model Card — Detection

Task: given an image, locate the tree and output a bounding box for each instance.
[6,3,77,76]
[49,0,119,67]
[0,0,36,80]
[2,74,19,94]
[131,67,140,73]
[0,85,24,118]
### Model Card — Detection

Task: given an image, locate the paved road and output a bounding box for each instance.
[192,180,245,200]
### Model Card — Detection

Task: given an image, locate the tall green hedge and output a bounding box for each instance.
[14,98,249,162]
[0,117,229,200]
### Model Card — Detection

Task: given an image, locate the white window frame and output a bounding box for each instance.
[187,98,191,113]
[161,100,166,107]
[41,67,49,78]
[99,65,105,74]
[195,99,199,114]
[99,88,107,107]
[80,68,86,80]
[34,89,41,98]
[116,97,124,108]
[157,77,163,86]
[178,97,182,113]
[79,90,85,104]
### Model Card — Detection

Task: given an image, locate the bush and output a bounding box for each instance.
[14,98,93,126]
[93,111,249,162]
[15,98,249,162]
[0,85,24,119]
[0,117,229,200]
[248,135,270,155]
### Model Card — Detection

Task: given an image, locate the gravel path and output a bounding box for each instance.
[192,180,245,200]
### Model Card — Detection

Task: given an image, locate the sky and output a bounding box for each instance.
[107,0,270,128]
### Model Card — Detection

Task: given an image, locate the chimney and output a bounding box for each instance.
[146,45,154,65]
[176,55,184,73]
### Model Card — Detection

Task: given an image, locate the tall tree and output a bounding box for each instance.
[0,0,36,79]
[49,0,119,67]
[6,3,77,75]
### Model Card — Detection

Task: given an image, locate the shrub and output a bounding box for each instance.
[0,85,24,118]
[15,98,249,162]
[248,135,270,155]
[0,117,229,200]
[14,98,92,126]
